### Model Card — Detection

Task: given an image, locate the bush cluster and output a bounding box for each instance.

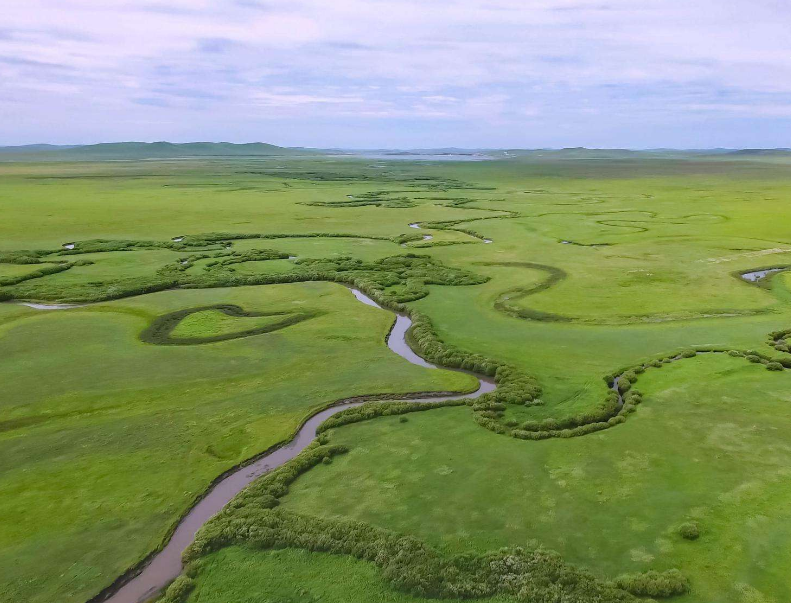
[678,522,700,540]
[317,399,466,433]
[612,569,690,598]
[188,508,645,602]
[479,340,786,442]
[139,304,320,346]
[158,575,195,603]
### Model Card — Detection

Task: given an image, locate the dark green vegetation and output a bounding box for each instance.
[2,152,791,603]
[0,141,313,161]
[139,305,323,345]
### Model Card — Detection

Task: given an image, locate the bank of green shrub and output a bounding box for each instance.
[317,399,466,433]
[0,262,72,286]
[612,569,690,598]
[158,576,194,603]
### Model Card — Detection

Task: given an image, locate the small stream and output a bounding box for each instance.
[98,287,494,603]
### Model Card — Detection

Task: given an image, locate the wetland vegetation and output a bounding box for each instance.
[2,150,791,603]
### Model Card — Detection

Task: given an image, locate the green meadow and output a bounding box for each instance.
[1,152,791,603]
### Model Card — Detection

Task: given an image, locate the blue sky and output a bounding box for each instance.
[2,0,790,148]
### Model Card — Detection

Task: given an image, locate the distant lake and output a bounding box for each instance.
[331,152,494,162]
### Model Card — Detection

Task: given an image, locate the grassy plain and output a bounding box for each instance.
[0,284,472,603]
[1,153,791,602]
[282,354,791,603]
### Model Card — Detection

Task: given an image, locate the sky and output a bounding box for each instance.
[2,0,791,148]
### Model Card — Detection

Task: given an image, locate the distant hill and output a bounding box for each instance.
[491,148,791,160]
[0,141,318,160]
[0,144,78,154]
[2,143,790,162]
[495,148,680,159]
[721,148,791,156]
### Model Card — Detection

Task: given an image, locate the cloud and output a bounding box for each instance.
[1,0,790,146]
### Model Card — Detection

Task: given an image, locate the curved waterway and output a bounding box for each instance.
[98,287,494,603]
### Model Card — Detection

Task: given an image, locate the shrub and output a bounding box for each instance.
[187,506,644,602]
[159,575,194,603]
[613,569,690,597]
[624,390,643,405]
[320,399,469,433]
[678,522,700,540]
[621,370,638,383]
[766,362,784,371]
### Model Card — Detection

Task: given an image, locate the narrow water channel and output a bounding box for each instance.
[98,287,494,603]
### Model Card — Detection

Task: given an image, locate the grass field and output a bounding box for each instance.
[2,153,791,603]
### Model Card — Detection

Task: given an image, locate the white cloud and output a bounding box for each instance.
[1,0,790,146]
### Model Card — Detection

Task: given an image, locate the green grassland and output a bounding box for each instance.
[1,153,791,603]
[280,354,791,603]
[181,546,521,603]
[0,284,473,603]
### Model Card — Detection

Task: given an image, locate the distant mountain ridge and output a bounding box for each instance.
[0,141,315,160]
[1,143,790,161]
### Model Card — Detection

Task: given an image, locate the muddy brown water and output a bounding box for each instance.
[99,287,495,603]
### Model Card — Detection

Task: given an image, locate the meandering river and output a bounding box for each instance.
[98,287,494,603]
